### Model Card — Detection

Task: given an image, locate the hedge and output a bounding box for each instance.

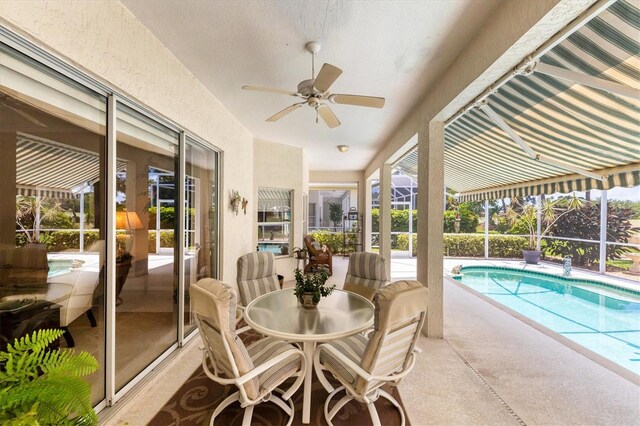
[308,230,357,254]
[395,233,528,258]
[148,230,176,252]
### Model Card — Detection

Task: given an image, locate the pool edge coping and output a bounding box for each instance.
[444,275,640,387]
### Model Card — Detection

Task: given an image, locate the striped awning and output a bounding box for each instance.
[258,188,292,210]
[16,133,121,199]
[396,0,640,201]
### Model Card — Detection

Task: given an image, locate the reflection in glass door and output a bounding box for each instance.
[0,46,107,405]
[115,104,178,391]
[184,140,218,336]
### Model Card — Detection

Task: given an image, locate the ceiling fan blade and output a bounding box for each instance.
[330,94,385,109]
[313,63,343,93]
[242,85,299,96]
[317,105,341,128]
[266,102,305,122]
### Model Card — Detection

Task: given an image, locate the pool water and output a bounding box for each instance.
[454,267,640,376]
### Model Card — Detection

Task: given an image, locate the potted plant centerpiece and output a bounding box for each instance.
[293,268,334,309]
[496,195,583,264]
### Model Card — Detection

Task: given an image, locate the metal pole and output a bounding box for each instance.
[599,190,607,274]
[408,178,413,257]
[79,187,85,253]
[536,195,542,251]
[484,199,489,258]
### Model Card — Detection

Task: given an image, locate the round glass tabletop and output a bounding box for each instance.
[244,288,374,342]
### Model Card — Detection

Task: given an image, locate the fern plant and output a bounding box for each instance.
[0,329,99,425]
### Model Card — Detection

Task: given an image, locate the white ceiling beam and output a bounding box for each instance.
[478,101,606,181]
[535,62,639,99]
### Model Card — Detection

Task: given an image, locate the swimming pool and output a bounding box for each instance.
[453,266,640,376]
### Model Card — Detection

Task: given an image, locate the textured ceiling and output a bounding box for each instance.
[121,0,502,171]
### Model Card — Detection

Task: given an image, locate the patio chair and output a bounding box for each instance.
[236,252,280,307]
[314,280,428,426]
[303,235,332,276]
[343,252,389,301]
[190,278,306,425]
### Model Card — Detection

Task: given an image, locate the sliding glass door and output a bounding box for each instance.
[115,104,179,391]
[0,39,220,408]
[184,139,218,336]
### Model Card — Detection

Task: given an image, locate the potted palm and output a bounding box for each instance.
[293,268,334,309]
[499,195,583,264]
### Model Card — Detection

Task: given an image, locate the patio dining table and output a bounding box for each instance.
[244,288,375,424]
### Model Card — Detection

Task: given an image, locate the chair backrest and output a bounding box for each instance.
[236,252,279,306]
[345,252,389,290]
[357,280,428,394]
[190,278,261,400]
[56,241,104,326]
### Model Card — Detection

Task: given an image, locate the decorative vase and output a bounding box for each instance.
[300,292,318,309]
[522,249,541,265]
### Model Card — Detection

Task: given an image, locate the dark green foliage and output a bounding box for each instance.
[16,231,100,251]
[608,200,640,220]
[0,329,99,425]
[547,203,636,266]
[443,204,479,233]
[148,230,176,251]
[371,208,418,233]
[328,203,343,228]
[293,268,334,303]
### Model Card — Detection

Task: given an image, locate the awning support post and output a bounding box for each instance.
[484,199,489,258]
[599,190,608,274]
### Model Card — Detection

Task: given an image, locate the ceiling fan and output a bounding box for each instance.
[242,41,385,129]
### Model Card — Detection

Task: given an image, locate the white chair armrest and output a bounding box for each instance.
[235,347,305,385]
[317,343,373,382]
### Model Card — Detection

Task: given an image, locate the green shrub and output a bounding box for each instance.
[371,208,418,233]
[309,231,357,254]
[443,234,528,258]
[148,230,175,252]
[443,204,479,233]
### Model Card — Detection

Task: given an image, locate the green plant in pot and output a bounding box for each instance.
[0,329,99,425]
[293,268,334,309]
[292,246,308,259]
[496,195,583,264]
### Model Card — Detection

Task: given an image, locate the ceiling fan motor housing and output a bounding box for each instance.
[297,79,317,97]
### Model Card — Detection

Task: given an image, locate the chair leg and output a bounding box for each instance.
[270,389,295,426]
[366,401,382,426]
[61,327,75,348]
[209,392,239,426]
[86,309,97,327]
[379,388,406,426]
[313,348,335,393]
[324,386,352,426]
[241,405,254,426]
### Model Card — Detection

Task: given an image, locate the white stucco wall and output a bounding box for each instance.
[253,139,307,281]
[0,0,255,284]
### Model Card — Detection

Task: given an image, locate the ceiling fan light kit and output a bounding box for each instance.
[242,41,385,128]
